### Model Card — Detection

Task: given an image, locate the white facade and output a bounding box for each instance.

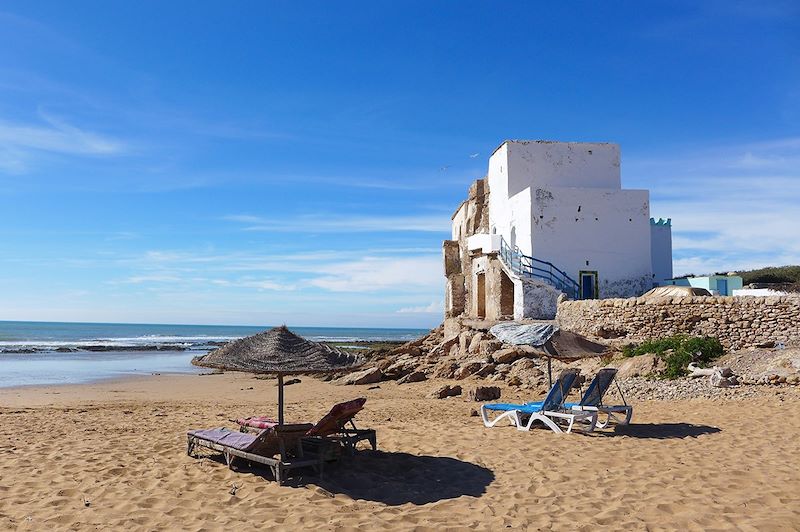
[486,140,655,298]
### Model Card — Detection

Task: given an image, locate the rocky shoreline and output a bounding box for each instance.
[334,321,800,401]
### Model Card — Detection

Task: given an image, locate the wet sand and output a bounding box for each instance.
[1,373,798,530]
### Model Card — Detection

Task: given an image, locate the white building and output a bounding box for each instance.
[445,140,672,320]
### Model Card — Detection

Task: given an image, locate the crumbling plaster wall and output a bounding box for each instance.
[516,277,560,320]
[443,178,489,319]
[557,296,800,350]
[470,254,512,320]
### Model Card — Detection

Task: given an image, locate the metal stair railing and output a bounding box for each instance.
[498,237,581,299]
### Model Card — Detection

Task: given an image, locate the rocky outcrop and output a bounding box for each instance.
[337,367,382,385]
[341,317,606,392]
[469,386,500,401]
[397,371,427,384]
[430,384,462,399]
[616,354,666,379]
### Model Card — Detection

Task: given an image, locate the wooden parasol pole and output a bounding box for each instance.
[277,372,284,425]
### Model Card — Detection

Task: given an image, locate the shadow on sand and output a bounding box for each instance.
[309,450,495,505]
[204,450,494,504]
[605,422,721,439]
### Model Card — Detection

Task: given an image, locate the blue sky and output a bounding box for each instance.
[0,1,798,328]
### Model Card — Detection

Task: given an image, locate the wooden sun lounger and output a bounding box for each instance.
[236,397,377,455]
[187,423,323,485]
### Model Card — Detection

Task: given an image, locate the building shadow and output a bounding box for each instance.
[602,423,721,439]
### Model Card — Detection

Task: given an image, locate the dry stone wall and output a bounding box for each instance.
[557,296,800,350]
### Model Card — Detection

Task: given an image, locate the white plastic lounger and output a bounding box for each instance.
[512,403,596,433]
[564,368,633,428]
[511,377,597,434]
[481,368,581,428]
[482,368,632,430]
[481,368,596,433]
[525,368,632,428]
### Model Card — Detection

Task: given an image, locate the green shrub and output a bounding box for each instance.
[738,265,800,285]
[622,335,723,379]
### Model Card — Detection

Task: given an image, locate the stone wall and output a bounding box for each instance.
[557,296,800,350]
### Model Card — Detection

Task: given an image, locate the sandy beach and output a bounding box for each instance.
[0,373,798,531]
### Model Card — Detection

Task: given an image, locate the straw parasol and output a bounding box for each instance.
[193,325,364,424]
[489,323,606,386]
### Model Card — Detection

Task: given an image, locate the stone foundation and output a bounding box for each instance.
[557,296,800,350]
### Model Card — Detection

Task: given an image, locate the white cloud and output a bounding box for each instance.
[0,112,126,174]
[0,114,124,156]
[121,274,182,284]
[627,137,800,275]
[109,249,442,296]
[397,300,444,313]
[308,256,443,293]
[223,213,450,233]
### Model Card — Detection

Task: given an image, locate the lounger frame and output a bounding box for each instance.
[480,406,519,428]
[569,404,633,428]
[187,431,324,485]
[513,408,598,433]
[326,418,377,454]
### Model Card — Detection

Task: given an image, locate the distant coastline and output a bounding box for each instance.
[0,321,426,388]
[0,320,427,354]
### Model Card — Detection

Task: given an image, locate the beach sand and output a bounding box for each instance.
[1,373,798,531]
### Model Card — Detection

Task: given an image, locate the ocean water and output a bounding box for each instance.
[0,321,427,388]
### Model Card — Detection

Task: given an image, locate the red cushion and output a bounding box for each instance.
[236,416,278,429]
[306,398,366,436]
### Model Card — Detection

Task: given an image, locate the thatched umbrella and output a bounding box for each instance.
[489,323,606,386]
[193,325,364,425]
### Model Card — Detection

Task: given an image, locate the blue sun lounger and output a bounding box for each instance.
[562,368,632,428]
[482,368,632,431]
[480,368,597,434]
[513,368,631,428]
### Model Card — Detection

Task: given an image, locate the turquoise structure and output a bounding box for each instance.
[665,274,743,296]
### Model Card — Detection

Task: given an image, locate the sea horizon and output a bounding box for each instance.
[0,320,427,388]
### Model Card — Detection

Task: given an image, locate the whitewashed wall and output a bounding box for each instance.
[489,141,623,256]
[505,141,620,193]
[531,187,652,297]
